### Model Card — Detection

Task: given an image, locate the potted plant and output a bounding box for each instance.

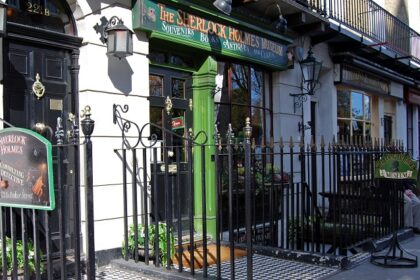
[122,222,175,266]
[0,237,42,278]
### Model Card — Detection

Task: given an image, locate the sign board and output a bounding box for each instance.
[0,128,55,210]
[374,153,418,180]
[133,0,289,69]
[171,116,184,130]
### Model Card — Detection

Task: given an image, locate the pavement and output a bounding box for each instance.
[91,234,420,280]
[324,234,420,280]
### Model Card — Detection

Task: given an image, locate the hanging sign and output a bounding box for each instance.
[374,153,418,180]
[171,116,184,130]
[133,0,289,69]
[0,128,55,210]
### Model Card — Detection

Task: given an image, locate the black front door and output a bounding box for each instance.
[149,66,192,231]
[3,38,74,251]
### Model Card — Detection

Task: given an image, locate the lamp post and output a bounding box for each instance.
[93,16,134,59]
[290,47,323,138]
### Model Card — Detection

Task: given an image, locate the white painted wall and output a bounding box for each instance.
[74,0,150,252]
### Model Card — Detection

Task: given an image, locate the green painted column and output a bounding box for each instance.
[192,56,217,239]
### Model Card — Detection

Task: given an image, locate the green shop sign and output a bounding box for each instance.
[0,128,55,210]
[374,153,418,180]
[133,0,289,69]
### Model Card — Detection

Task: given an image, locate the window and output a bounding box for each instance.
[215,63,271,145]
[337,89,371,142]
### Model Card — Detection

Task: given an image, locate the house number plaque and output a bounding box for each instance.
[26,2,50,16]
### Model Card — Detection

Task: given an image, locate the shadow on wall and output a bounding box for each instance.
[108,57,133,95]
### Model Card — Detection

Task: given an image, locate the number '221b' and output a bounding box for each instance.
[26,2,50,16]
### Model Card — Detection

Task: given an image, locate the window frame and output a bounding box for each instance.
[215,62,273,145]
[337,87,372,142]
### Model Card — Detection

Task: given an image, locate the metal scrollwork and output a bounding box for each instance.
[113,103,208,149]
[113,104,142,149]
[32,73,46,100]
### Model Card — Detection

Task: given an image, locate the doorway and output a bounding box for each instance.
[148,66,193,231]
[2,5,82,255]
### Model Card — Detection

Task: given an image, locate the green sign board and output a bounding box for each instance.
[133,0,289,69]
[374,153,418,180]
[0,128,55,210]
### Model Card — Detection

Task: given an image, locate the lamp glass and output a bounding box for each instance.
[213,0,232,15]
[116,31,127,52]
[105,21,133,59]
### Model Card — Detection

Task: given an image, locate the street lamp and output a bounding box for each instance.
[93,16,134,59]
[290,47,323,133]
[300,47,323,95]
[0,2,7,36]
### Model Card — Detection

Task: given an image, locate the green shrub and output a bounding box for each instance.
[122,222,175,266]
[0,237,42,275]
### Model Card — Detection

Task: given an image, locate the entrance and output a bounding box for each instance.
[148,66,192,231]
[2,38,78,256]
[2,1,82,257]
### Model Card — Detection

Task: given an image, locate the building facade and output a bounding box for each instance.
[0,0,419,265]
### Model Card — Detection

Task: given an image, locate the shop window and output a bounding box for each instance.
[337,89,371,143]
[215,63,271,145]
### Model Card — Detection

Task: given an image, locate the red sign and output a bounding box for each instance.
[171,117,184,130]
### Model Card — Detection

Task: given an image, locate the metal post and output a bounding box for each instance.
[243,118,253,280]
[81,106,95,280]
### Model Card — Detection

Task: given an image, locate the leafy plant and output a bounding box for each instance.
[122,222,175,266]
[0,237,42,275]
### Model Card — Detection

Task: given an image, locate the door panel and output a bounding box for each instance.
[3,39,74,252]
[4,41,70,132]
[149,67,192,232]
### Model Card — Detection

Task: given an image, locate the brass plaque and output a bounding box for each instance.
[49,99,63,111]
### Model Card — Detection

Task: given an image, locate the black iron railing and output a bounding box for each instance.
[114,105,407,279]
[0,110,96,280]
[299,0,420,62]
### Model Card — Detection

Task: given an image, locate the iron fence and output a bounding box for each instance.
[0,110,95,280]
[114,105,407,279]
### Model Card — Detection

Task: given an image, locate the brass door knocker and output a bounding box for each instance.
[32,73,45,99]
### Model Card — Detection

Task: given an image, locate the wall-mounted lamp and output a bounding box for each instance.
[273,4,287,34]
[300,47,323,95]
[290,47,322,135]
[94,16,134,59]
[0,2,8,36]
[213,0,232,15]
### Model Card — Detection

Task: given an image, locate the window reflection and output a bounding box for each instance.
[337,89,371,141]
[352,92,363,119]
[215,62,270,145]
[172,78,185,99]
[150,75,163,97]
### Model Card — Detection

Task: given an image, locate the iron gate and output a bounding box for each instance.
[0,107,95,280]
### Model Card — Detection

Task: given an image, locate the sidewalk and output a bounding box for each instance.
[90,234,420,280]
[325,234,420,280]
